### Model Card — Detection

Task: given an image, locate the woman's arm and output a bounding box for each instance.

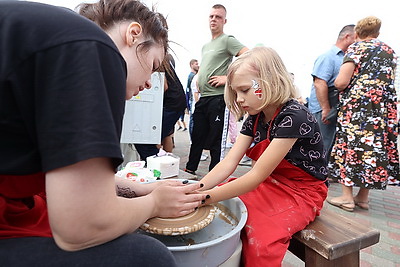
[199,134,252,190]
[334,62,355,91]
[203,138,297,204]
[114,177,190,197]
[46,157,205,251]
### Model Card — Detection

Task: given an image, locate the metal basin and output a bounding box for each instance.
[138,197,247,267]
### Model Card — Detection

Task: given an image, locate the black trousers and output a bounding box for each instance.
[0,234,177,267]
[186,95,226,172]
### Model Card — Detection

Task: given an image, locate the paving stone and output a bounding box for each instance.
[388,221,400,229]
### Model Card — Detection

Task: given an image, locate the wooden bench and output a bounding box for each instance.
[288,208,380,266]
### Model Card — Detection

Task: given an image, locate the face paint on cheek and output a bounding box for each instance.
[252,79,262,99]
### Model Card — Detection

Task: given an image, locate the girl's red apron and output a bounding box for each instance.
[238,111,327,267]
[0,173,51,239]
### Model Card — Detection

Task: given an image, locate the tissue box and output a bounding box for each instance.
[146,154,180,178]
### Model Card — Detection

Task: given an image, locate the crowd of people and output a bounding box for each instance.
[307,16,399,214]
[327,16,399,210]
[0,1,398,266]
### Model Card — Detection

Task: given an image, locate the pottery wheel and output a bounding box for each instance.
[140,205,216,236]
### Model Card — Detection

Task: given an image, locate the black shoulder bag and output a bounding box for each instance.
[326,86,339,122]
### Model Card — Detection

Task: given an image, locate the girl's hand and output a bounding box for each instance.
[149,181,207,218]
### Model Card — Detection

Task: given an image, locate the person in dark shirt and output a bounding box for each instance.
[134,54,187,160]
[0,1,206,265]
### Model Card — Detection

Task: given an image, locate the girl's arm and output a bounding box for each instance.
[334,62,355,91]
[200,133,253,190]
[203,137,297,204]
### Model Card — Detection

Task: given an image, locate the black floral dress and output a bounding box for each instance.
[329,39,399,188]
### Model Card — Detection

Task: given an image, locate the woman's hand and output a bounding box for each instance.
[149,181,206,218]
[115,177,206,217]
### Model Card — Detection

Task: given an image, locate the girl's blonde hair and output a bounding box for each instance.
[225,46,297,120]
[355,16,381,39]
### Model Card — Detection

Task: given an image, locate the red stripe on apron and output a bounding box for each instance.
[0,173,51,239]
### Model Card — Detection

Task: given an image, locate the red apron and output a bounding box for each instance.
[0,173,52,239]
[239,111,327,267]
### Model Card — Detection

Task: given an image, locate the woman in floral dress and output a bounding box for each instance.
[327,16,399,212]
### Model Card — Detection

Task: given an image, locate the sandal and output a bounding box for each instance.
[327,198,355,212]
[355,201,369,210]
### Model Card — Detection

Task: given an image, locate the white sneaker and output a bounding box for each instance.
[200,153,208,161]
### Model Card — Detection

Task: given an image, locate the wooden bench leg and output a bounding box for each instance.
[304,247,360,267]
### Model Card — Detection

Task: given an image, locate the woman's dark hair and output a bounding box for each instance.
[77,0,169,56]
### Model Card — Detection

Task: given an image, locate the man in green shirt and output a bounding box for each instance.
[185,4,248,174]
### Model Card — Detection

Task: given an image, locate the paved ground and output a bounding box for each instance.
[171,117,400,267]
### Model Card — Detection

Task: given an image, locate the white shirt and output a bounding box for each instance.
[190,74,200,114]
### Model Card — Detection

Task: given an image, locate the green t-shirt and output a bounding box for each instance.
[198,33,245,97]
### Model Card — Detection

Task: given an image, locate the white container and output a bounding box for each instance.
[146,154,180,178]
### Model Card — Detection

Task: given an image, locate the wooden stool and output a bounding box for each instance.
[288,208,380,266]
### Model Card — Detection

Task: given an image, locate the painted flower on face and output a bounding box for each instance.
[252,79,262,99]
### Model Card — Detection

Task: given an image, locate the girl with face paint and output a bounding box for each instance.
[198,47,328,266]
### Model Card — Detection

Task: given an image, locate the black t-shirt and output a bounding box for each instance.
[0,1,127,174]
[163,57,187,112]
[240,100,328,180]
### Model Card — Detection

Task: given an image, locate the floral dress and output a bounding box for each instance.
[329,39,399,188]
